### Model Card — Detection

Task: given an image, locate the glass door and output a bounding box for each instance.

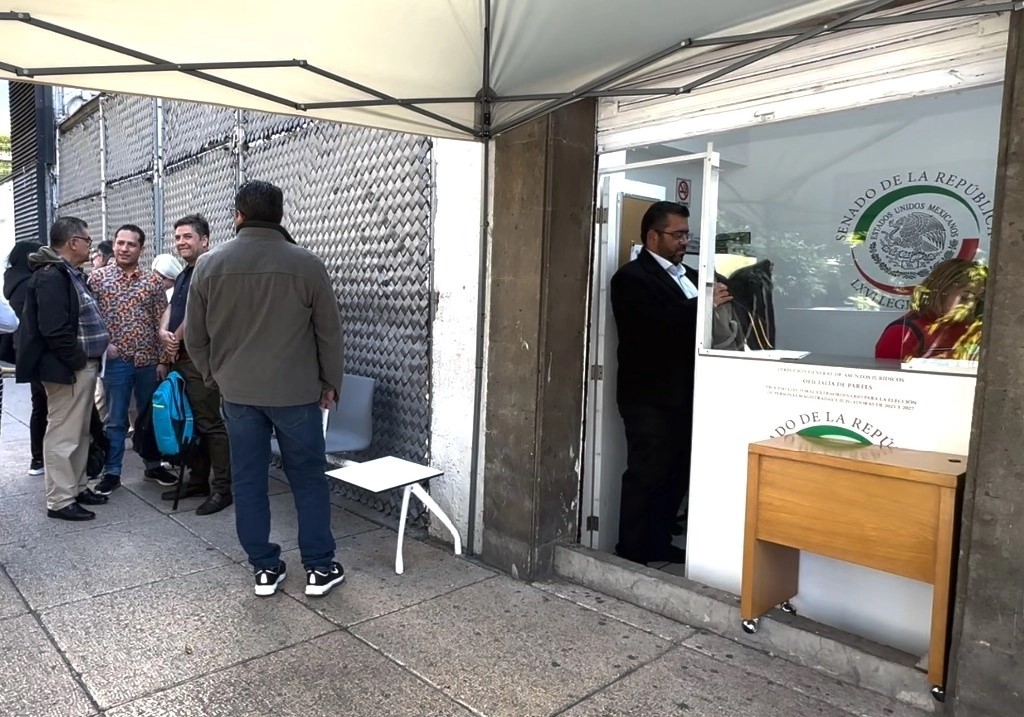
[582,150,719,556]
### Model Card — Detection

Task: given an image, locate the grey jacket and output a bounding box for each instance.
[185,224,344,407]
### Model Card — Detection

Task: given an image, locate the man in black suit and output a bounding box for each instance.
[610,201,730,565]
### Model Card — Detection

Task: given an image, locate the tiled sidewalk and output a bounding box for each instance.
[0,380,928,716]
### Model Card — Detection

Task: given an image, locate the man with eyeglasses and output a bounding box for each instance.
[610,201,732,566]
[15,217,111,521]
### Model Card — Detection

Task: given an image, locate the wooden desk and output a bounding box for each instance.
[742,435,965,697]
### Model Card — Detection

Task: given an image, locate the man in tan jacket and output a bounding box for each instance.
[186,180,345,598]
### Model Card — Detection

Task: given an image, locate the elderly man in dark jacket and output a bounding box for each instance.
[17,218,111,521]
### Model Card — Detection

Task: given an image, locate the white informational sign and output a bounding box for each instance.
[676,177,691,205]
[688,355,976,656]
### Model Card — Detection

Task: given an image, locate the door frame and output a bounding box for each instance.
[582,149,719,551]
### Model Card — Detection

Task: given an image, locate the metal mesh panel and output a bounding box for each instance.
[162,149,238,247]
[103,95,154,181]
[58,110,102,203]
[53,95,435,527]
[244,122,433,521]
[242,109,307,143]
[57,195,103,238]
[106,178,157,264]
[163,101,236,165]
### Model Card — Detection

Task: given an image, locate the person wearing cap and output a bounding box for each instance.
[152,254,183,301]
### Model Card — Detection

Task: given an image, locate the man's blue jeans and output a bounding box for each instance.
[103,357,161,476]
[222,401,335,571]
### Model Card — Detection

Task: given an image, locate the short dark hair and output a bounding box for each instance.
[50,217,89,250]
[173,214,210,238]
[235,180,284,224]
[114,224,146,247]
[95,240,113,259]
[640,201,690,246]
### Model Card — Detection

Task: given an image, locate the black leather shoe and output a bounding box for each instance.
[47,502,96,521]
[648,545,687,565]
[195,492,233,516]
[161,484,211,501]
[76,488,109,505]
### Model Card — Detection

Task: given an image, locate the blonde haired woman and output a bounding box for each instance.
[875,259,987,361]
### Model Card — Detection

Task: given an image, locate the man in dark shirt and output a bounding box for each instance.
[158,214,232,515]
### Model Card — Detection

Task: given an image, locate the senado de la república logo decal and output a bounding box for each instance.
[796,424,872,446]
[774,412,894,447]
[849,184,981,296]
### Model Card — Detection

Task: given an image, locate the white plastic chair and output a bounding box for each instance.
[271,373,376,456]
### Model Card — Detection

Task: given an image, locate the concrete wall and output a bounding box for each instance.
[481,100,597,579]
[948,9,1024,715]
[428,139,485,547]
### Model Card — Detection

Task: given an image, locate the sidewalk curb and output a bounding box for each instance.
[554,544,936,713]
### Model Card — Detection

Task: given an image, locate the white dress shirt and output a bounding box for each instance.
[645,249,698,299]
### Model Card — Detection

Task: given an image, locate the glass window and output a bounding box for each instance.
[622,85,999,372]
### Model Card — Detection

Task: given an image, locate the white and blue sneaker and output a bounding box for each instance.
[305,562,345,597]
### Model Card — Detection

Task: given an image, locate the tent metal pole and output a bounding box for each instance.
[489,0,1015,134]
[303,97,477,110]
[681,2,1022,49]
[7,13,300,110]
[479,0,494,135]
[19,60,306,76]
[488,38,693,135]
[466,138,491,557]
[677,0,916,95]
[300,64,479,136]
[597,1,1021,97]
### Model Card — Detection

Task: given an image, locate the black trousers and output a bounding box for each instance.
[30,380,48,463]
[175,357,232,495]
[615,401,693,564]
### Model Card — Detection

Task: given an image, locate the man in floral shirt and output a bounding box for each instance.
[88,224,178,494]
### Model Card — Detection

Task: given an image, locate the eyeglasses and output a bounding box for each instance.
[71,235,93,245]
[656,230,690,241]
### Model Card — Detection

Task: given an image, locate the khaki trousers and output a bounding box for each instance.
[43,361,99,510]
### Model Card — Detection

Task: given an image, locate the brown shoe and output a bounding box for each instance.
[196,492,233,516]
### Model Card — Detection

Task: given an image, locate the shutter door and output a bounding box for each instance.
[9,82,54,244]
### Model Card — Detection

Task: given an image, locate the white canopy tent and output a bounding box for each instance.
[1,0,1017,140]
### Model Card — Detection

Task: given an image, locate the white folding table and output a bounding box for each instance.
[326,456,463,574]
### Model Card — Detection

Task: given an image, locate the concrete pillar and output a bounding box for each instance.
[947,10,1024,715]
[480,99,597,579]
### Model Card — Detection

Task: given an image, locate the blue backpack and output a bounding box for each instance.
[151,371,195,459]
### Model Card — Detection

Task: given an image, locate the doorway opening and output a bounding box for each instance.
[581,146,720,576]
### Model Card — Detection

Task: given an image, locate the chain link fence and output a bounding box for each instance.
[55,95,434,524]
